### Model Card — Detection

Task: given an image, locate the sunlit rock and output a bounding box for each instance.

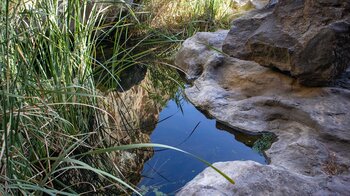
[20,0,134,34]
[233,0,270,9]
[175,30,350,195]
[175,30,228,81]
[178,161,320,196]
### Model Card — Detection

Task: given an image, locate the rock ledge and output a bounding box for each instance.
[175,29,350,195]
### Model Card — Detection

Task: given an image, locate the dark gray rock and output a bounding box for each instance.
[223,0,350,86]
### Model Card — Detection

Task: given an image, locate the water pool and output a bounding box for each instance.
[137,96,266,195]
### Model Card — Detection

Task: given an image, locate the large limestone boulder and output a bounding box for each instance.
[175,30,350,195]
[222,0,350,86]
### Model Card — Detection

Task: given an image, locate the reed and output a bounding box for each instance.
[0,0,235,194]
[0,0,145,194]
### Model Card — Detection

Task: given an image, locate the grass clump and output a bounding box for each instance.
[0,0,236,194]
[135,0,256,38]
[0,0,149,194]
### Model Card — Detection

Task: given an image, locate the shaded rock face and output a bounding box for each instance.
[175,30,350,195]
[222,0,350,86]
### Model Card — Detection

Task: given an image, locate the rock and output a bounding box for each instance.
[175,30,350,195]
[85,0,134,25]
[174,30,228,81]
[222,0,350,86]
[233,0,270,9]
[177,161,320,196]
[58,0,134,32]
[22,0,134,34]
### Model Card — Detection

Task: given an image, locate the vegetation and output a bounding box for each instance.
[253,133,277,154]
[0,0,238,194]
[138,0,238,36]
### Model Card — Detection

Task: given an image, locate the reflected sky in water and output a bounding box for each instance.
[138,96,266,195]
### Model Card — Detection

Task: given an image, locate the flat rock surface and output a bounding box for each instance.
[175,30,350,195]
[177,161,321,196]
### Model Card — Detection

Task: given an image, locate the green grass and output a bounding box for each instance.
[0,0,236,194]
[0,0,145,194]
[253,133,277,154]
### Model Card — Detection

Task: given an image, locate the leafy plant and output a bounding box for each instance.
[253,133,277,154]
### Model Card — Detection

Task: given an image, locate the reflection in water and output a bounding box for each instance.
[137,97,267,195]
[94,66,179,193]
[61,64,269,195]
[56,66,158,194]
[58,65,178,194]
[216,122,261,147]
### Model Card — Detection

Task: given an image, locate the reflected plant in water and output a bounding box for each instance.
[146,64,185,107]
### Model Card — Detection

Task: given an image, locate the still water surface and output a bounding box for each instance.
[137,96,266,195]
[96,64,267,195]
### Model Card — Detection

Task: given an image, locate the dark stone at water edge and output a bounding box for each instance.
[222,0,350,86]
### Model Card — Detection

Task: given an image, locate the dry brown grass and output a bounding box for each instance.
[322,151,348,176]
[139,0,238,32]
